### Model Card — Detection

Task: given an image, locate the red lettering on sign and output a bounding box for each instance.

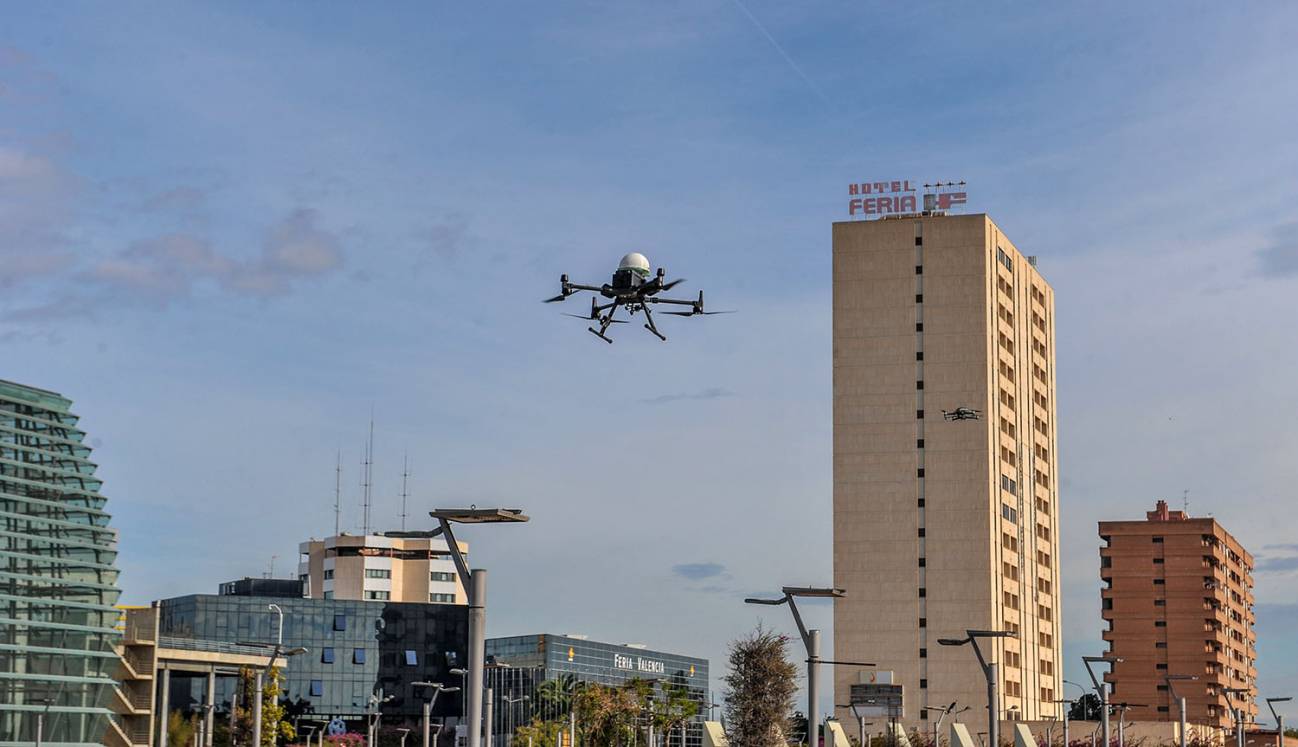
[849,198,863,215]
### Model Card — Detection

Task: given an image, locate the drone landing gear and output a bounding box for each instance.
[587,326,614,344]
[640,302,667,342]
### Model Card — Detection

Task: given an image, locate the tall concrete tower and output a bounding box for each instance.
[832,213,1062,734]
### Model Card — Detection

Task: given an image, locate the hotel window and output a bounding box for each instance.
[917,409,925,419]
[918,528,926,537]
[919,558,926,567]
[916,439,925,448]
[1154,558,1165,564]
[1153,537,1164,543]
[916,294,924,303]
[310,680,324,697]
[920,648,927,658]
[365,590,390,600]
[430,593,455,603]
[323,570,334,580]
[353,648,366,664]
[405,650,418,666]
[916,323,924,332]
[431,571,456,582]
[1002,503,1017,523]
[321,648,335,664]
[919,588,926,598]
[916,352,924,361]
[916,381,924,390]
[1155,621,1167,627]
[919,618,927,628]
[364,568,391,579]
[920,679,928,689]
[333,614,347,631]
[915,264,923,273]
[1154,579,1165,585]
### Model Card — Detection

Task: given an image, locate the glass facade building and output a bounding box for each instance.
[0,380,123,746]
[157,594,467,725]
[484,634,710,746]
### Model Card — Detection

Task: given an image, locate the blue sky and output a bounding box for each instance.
[4,1,1298,719]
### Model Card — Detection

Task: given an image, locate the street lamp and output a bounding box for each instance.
[837,703,870,747]
[1225,688,1252,747]
[746,586,871,737]
[32,698,53,747]
[238,631,308,747]
[397,728,412,747]
[391,507,530,747]
[1082,655,1122,747]
[503,694,530,746]
[938,630,1016,747]
[933,702,962,747]
[414,682,460,747]
[1053,700,1075,747]
[368,693,397,746]
[1166,675,1199,747]
[1111,702,1145,747]
[1266,697,1292,747]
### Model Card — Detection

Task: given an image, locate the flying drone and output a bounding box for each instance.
[544,253,731,343]
[942,407,981,421]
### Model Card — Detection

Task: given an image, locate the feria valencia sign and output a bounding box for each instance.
[613,653,666,674]
[848,180,967,217]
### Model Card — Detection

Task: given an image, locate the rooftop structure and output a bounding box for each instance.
[298,532,468,605]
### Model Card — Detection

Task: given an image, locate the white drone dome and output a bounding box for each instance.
[618,252,651,277]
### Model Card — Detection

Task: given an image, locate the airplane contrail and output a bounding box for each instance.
[729,0,833,108]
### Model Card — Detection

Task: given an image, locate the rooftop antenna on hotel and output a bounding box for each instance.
[1183,489,1190,516]
[361,416,374,535]
[400,453,410,531]
[334,450,342,536]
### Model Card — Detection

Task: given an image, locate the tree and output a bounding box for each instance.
[167,710,198,747]
[260,666,296,746]
[1068,694,1103,721]
[723,626,798,747]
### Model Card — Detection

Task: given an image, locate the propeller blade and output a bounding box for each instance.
[563,313,625,323]
[662,310,736,317]
[544,295,567,303]
[661,278,686,292]
[662,311,694,316]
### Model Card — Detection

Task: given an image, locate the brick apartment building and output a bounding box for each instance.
[1099,500,1257,730]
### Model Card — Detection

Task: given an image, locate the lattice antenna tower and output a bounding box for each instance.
[400,453,410,531]
[334,450,342,536]
[361,417,375,535]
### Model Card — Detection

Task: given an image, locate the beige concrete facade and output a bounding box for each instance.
[298,533,468,605]
[832,214,1062,736]
[1099,501,1257,730]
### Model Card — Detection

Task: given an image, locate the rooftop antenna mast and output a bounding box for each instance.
[400,453,410,531]
[361,416,374,535]
[334,450,342,536]
[1183,489,1190,516]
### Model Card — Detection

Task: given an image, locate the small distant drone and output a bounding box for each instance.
[545,253,732,343]
[942,407,981,421]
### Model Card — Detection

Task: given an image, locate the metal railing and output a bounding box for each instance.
[158,635,274,657]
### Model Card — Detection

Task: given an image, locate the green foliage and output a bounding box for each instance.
[261,666,296,746]
[723,626,798,747]
[167,710,198,747]
[515,718,567,747]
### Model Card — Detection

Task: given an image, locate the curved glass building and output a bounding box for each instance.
[0,380,122,746]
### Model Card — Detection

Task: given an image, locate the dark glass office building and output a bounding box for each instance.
[157,594,467,726]
[0,380,122,746]
[484,634,709,746]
